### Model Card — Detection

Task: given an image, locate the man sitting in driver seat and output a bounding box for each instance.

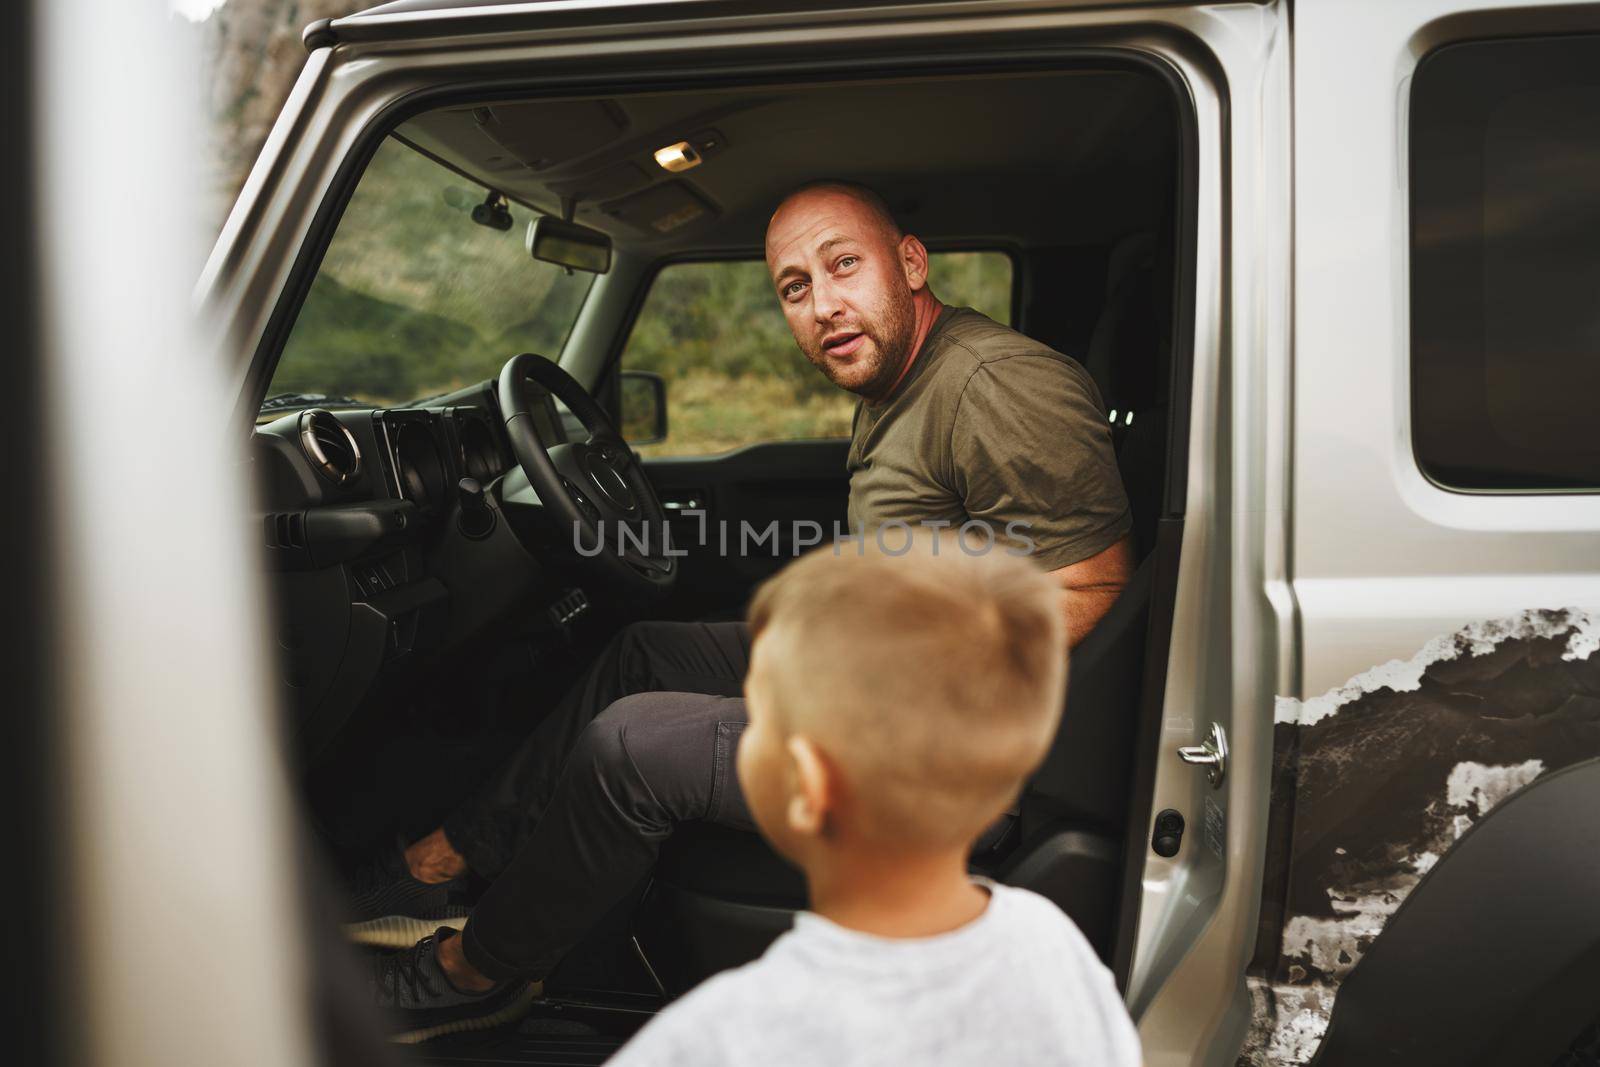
[356,180,1134,1041]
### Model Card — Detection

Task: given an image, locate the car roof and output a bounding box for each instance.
[348,0,1190,17]
[336,0,1198,42]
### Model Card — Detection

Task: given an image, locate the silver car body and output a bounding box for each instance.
[197,2,1600,1064]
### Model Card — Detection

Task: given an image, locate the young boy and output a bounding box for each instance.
[608,540,1142,1066]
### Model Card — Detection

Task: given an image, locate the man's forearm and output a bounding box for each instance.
[1048,535,1135,648]
[1060,585,1123,648]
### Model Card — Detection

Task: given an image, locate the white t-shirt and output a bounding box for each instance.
[608,881,1142,1067]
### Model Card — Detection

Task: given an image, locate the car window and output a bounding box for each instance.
[621,251,1014,456]
[1410,34,1600,491]
[264,136,595,418]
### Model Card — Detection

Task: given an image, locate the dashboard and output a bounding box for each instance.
[251,378,569,753]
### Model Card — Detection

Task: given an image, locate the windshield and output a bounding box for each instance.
[263,136,595,417]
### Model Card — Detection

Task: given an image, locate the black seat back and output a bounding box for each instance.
[1025,225,1171,824]
[1001,231,1173,959]
[997,545,1154,960]
[1024,552,1154,825]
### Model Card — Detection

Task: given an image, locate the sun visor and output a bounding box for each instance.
[473,100,628,171]
[600,181,718,236]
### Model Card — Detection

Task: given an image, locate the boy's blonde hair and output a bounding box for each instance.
[746,539,1067,848]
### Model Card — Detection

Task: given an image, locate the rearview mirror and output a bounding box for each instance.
[526,215,612,274]
[619,370,667,445]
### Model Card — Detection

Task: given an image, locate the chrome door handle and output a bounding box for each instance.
[1178,722,1228,788]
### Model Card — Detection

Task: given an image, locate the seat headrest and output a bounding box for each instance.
[1085,231,1172,418]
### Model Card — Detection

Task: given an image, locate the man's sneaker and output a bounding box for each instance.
[342,838,471,948]
[345,906,471,950]
[370,928,540,1045]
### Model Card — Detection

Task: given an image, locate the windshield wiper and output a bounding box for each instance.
[259,391,368,414]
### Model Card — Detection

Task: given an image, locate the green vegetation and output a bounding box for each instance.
[269,137,593,409]
[635,368,860,456]
[267,136,1015,456]
[622,253,1013,456]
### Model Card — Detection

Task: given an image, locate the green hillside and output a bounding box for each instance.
[270,137,594,407]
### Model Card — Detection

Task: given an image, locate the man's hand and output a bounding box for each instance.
[1048,536,1134,648]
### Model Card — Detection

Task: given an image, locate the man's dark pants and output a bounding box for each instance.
[442,621,756,982]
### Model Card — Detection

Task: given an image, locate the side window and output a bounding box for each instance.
[1411,34,1600,491]
[621,252,1014,456]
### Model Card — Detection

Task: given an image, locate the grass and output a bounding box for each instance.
[637,369,859,457]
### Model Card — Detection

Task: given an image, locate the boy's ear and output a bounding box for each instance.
[785,734,834,839]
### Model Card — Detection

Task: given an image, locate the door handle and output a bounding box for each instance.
[661,496,702,512]
[1178,722,1228,789]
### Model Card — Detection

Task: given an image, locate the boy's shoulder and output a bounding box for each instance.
[985,881,1086,928]
[982,883,1106,961]
[609,885,1139,1067]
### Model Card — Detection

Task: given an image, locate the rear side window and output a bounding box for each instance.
[1411,35,1600,491]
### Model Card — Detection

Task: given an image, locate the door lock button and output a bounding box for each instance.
[1152,808,1185,857]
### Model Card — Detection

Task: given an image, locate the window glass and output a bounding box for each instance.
[622,251,1014,456]
[264,137,595,418]
[1411,35,1600,490]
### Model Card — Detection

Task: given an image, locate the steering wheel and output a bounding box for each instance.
[497,352,677,596]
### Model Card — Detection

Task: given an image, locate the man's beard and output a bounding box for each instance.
[804,292,916,400]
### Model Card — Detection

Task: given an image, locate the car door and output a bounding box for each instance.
[1241,5,1600,1065]
[636,440,853,621]
[1111,5,1294,1066]
[608,252,1017,621]
[25,1,318,1064]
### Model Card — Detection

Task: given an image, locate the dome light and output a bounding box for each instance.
[653,141,702,172]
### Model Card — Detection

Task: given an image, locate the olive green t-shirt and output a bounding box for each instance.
[845,306,1131,572]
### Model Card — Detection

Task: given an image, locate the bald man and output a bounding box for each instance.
[360,181,1133,1039]
[766,181,1132,629]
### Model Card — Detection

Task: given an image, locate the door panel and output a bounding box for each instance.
[641,439,850,620]
[1122,7,1292,1067]
[1242,7,1600,1067]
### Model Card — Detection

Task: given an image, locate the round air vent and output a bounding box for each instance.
[393,421,447,511]
[298,408,362,486]
[458,414,505,484]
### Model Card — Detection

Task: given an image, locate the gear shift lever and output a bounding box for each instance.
[457,477,495,539]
